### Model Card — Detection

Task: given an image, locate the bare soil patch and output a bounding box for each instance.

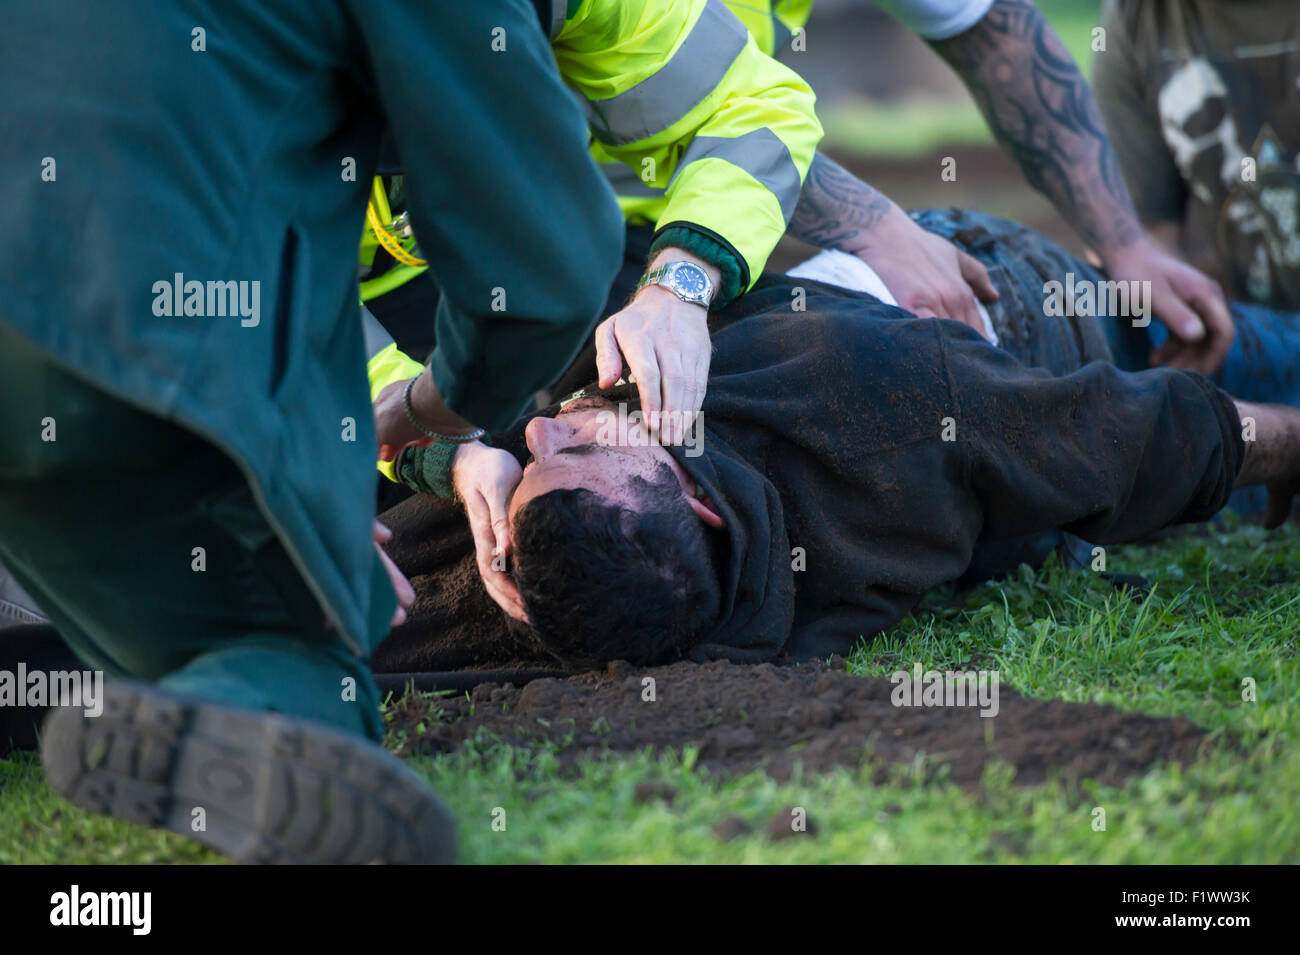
[392,658,1210,789]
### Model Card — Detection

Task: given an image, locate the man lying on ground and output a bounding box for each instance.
[6,209,1290,692]
[375,210,1300,672]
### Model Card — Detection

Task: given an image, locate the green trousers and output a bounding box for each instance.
[0,325,384,740]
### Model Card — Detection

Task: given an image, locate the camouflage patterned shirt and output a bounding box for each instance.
[1093,0,1300,308]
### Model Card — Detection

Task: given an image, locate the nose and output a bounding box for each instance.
[525,415,577,460]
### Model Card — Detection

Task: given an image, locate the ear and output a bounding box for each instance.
[688,494,725,528]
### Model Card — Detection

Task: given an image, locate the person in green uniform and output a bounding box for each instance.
[362,0,825,624]
[0,0,624,863]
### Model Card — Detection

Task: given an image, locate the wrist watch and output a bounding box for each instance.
[636,260,716,307]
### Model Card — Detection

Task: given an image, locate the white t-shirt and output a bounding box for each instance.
[786,248,999,344]
[871,0,995,40]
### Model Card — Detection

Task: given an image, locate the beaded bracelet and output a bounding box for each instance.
[403,376,486,443]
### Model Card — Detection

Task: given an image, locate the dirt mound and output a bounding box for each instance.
[393,659,1211,789]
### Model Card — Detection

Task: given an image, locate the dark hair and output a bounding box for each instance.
[510,463,720,668]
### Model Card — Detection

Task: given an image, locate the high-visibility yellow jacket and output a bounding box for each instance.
[366,0,823,483]
[364,0,820,304]
[729,0,814,57]
[571,0,820,297]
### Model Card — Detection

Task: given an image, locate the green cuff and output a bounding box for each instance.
[650,226,744,310]
[396,434,492,500]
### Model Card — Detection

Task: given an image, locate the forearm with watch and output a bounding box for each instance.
[646,226,738,310]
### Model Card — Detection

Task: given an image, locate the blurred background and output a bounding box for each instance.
[772,0,1102,269]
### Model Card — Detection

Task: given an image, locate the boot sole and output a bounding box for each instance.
[40,679,456,864]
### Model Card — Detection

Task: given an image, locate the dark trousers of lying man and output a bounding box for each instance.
[379,211,1300,671]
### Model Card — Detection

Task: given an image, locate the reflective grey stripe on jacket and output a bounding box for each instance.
[545,0,566,40]
[362,304,395,361]
[671,128,802,221]
[602,161,667,198]
[603,127,802,221]
[771,15,793,56]
[582,0,748,147]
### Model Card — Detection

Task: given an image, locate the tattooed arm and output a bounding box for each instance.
[928,0,1233,372]
[788,151,892,250]
[789,151,998,335]
[927,0,1137,252]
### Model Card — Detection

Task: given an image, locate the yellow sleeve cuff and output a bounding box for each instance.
[367,342,426,482]
[367,342,425,403]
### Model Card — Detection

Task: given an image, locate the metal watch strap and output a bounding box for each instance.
[637,261,714,306]
[638,263,668,292]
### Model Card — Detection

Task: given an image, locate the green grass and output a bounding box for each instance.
[820,98,995,159]
[822,0,1103,159]
[3,516,1297,864]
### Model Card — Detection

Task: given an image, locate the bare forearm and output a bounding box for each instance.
[929,0,1142,255]
[1231,400,1300,527]
[1234,401,1300,488]
[787,152,893,252]
[786,151,1002,335]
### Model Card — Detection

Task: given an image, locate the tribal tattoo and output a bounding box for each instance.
[788,152,893,251]
[928,0,1142,254]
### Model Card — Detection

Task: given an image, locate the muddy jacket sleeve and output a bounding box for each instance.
[937,323,1245,542]
[347,0,625,431]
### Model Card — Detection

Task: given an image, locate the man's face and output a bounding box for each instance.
[507,395,685,527]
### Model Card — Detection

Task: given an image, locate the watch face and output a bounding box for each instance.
[672,264,708,297]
